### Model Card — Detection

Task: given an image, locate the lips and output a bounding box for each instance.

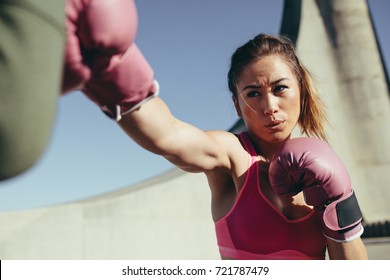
[265,120,285,128]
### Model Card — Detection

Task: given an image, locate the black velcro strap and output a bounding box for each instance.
[336,191,363,228]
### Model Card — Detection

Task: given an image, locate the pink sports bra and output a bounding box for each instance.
[214,132,326,260]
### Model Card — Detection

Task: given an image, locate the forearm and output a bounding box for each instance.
[327,238,368,260]
[118,97,177,154]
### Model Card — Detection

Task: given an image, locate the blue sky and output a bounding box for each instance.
[0,0,388,212]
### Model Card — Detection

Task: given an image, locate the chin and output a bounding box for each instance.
[265,132,292,143]
[249,128,292,144]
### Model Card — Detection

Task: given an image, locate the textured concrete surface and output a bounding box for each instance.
[0,170,220,259]
[364,238,390,260]
[293,0,390,222]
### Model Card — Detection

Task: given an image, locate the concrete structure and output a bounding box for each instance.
[292,0,390,223]
[0,169,219,259]
[0,0,389,259]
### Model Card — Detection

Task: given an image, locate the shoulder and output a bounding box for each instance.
[205,130,244,152]
[205,130,249,173]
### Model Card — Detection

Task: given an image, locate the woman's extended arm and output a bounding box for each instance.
[118,96,231,173]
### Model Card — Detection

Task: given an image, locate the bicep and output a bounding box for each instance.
[163,128,230,172]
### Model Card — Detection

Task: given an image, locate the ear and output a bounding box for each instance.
[232,96,242,118]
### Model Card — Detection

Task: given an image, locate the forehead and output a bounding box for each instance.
[237,55,296,87]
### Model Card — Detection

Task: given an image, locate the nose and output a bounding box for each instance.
[263,94,279,116]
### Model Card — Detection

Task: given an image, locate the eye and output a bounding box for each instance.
[273,85,287,93]
[246,91,261,98]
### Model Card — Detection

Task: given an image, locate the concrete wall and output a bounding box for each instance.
[294,0,390,222]
[0,169,219,259]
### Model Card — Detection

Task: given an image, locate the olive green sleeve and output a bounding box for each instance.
[0,0,66,180]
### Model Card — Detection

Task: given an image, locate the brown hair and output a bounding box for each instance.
[228,34,329,141]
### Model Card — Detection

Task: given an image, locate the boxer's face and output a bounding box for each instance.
[234,55,301,143]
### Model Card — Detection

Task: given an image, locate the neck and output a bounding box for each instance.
[247,132,290,160]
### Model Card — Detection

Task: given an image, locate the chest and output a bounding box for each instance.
[256,161,313,221]
[210,155,312,222]
[215,159,326,258]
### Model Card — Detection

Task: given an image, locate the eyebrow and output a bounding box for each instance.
[240,77,290,92]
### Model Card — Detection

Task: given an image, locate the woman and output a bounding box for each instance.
[93,34,368,259]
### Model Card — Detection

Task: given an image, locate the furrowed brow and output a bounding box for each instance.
[241,84,261,92]
[270,77,290,85]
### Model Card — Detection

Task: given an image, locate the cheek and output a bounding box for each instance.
[283,92,301,120]
[236,97,255,116]
[292,104,301,125]
[240,102,260,119]
[292,95,301,115]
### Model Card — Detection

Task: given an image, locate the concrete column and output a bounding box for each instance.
[296,0,390,221]
[326,0,390,221]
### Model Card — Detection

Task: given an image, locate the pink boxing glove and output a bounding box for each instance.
[62,0,158,121]
[268,137,364,242]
